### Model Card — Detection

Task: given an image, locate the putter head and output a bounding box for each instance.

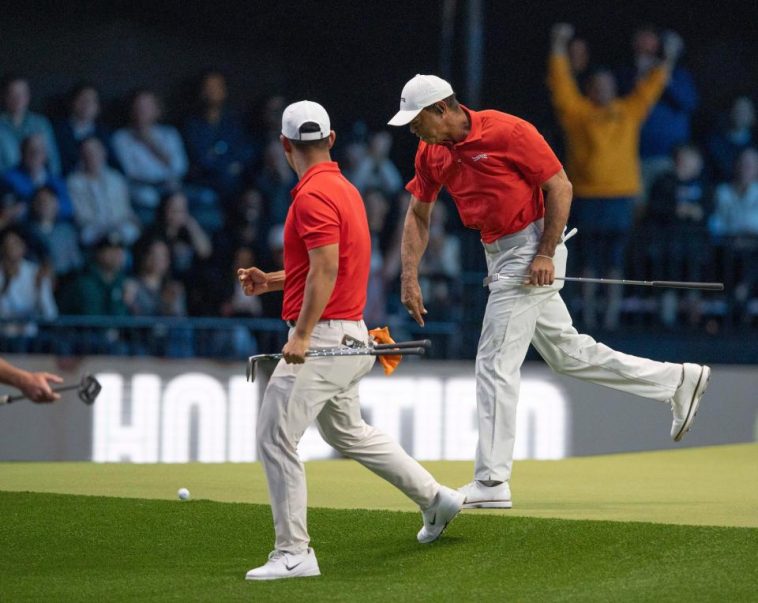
[78,374,102,405]
[247,356,258,382]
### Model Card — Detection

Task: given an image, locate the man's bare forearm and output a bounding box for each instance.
[294,264,337,339]
[538,172,573,257]
[266,270,286,292]
[401,203,431,279]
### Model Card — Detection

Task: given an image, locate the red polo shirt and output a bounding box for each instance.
[406,106,563,243]
[282,161,370,321]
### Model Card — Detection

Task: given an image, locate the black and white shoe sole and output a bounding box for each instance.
[462,500,513,509]
[673,365,711,442]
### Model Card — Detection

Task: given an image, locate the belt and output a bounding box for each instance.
[482,227,578,287]
[285,319,363,328]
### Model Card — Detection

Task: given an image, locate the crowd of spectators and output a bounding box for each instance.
[0,25,756,358]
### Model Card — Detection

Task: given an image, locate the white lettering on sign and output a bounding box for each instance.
[92,372,569,463]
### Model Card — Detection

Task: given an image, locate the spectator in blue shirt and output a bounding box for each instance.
[2,134,73,220]
[24,186,82,277]
[0,75,61,175]
[707,96,755,182]
[112,89,189,220]
[183,70,253,201]
[53,83,114,176]
[618,26,698,200]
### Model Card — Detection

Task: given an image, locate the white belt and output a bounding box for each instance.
[483,227,577,287]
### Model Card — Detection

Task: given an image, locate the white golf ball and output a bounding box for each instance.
[177,487,190,501]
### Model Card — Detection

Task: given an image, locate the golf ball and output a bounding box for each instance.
[177,487,190,501]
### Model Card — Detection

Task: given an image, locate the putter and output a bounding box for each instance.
[246,339,432,382]
[0,374,102,405]
[484,273,724,291]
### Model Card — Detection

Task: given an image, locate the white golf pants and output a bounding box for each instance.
[475,220,683,483]
[256,319,439,554]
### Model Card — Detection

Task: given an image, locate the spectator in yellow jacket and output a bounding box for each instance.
[547,23,682,329]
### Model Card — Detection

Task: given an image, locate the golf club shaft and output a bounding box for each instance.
[485,274,724,291]
[373,339,431,350]
[2,383,82,404]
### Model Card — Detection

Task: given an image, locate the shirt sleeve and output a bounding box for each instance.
[505,120,563,186]
[547,54,591,123]
[405,145,442,202]
[293,192,340,250]
[621,66,669,122]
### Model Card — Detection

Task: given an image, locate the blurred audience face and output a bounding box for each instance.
[142,240,171,277]
[264,139,290,176]
[674,146,703,181]
[80,137,107,173]
[3,79,30,115]
[369,131,393,158]
[632,27,660,57]
[0,230,26,264]
[31,188,59,223]
[364,189,389,233]
[267,224,285,268]
[200,73,227,108]
[345,141,368,170]
[233,246,255,272]
[587,71,617,106]
[568,38,590,74]
[263,95,286,132]
[735,149,758,185]
[72,87,100,123]
[731,96,755,131]
[96,244,125,273]
[238,188,263,223]
[21,134,48,172]
[163,192,189,229]
[131,92,161,129]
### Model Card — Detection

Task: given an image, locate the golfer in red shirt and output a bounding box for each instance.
[238,100,463,581]
[388,75,710,509]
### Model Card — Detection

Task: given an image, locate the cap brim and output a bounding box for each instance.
[387,108,422,126]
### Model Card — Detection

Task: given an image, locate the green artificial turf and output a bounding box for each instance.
[2,444,757,527]
[1,491,756,602]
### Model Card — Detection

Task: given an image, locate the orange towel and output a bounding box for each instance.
[369,326,402,376]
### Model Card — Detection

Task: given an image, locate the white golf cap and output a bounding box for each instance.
[281,100,331,141]
[387,74,455,126]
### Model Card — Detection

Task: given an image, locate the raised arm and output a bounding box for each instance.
[623,32,683,120]
[400,196,434,326]
[547,23,588,120]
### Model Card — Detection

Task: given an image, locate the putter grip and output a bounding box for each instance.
[651,281,724,291]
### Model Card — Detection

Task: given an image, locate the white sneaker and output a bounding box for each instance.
[458,480,512,509]
[417,486,465,544]
[245,547,321,581]
[670,363,710,442]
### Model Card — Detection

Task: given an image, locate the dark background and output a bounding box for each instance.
[1,0,755,176]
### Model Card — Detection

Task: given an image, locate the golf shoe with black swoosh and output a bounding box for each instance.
[245,547,320,581]
[670,363,711,442]
[417,486,465,544]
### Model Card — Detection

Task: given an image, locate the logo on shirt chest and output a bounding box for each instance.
[471,153,489,162]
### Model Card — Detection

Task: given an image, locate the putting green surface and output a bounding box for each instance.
[2,445,757,601]
[2,492,757,602]
[2,444,756,527]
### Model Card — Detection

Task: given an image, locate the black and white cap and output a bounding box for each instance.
[281,100,331,141]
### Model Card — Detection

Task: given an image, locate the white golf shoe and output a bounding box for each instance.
[417,486,465,544]
[458,480,512,509]
[245,547,321,581]
[670,363,711,442]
